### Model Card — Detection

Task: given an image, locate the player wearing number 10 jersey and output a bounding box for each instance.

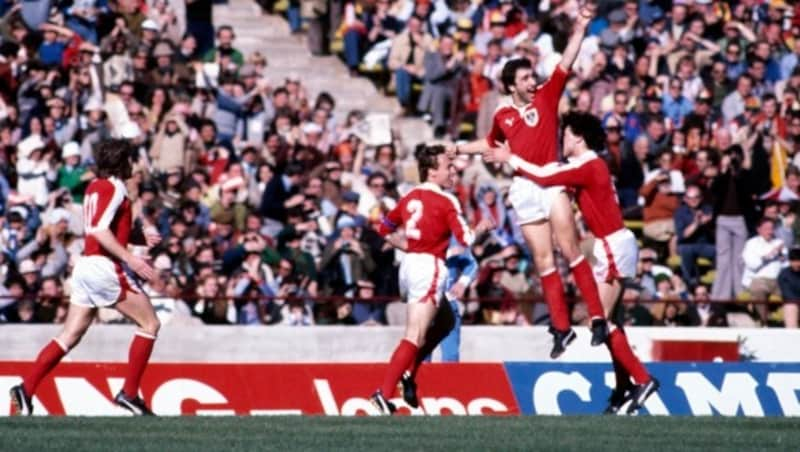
[369,144,491,414]
[10,139,162,417]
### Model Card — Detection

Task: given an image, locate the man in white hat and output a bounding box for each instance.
[17,259,40,290]
[16,135,56,208]
[138,19,161,52]
[16,208,70,279]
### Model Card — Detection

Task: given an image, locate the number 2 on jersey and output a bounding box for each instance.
[405,199,423,240]
[84,192,99,226]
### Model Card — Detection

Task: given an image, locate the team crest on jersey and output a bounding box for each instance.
[523,108,540,127]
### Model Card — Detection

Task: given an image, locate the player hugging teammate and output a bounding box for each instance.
[373,2,658,415]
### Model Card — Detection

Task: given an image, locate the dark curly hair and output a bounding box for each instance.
[92,139,134,180]
[500,58,532,96]
[561,111,606,152]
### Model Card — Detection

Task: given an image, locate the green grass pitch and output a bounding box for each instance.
[1,416,797,451]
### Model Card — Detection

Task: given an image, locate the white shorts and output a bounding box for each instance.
[70,255,142,308]
[399,253,447,305]
[508,176,565,225]
[593,228,638,283]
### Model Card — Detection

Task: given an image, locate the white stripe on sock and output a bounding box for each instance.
[53,338,69,352]
[135,331,157,340]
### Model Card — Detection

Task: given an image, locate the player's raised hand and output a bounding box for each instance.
[129,256,156,281]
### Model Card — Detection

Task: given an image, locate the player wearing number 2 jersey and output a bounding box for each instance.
[369,144,492,415]
[10,139,162,417]
[450,3,610,357]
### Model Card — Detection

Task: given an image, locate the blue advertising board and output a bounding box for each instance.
[503,363,800,416]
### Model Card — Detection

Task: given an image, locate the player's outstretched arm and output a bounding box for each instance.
[446,139,489,158]
[507,152,588,189]
[91,229,155,281]
[559,2,595,72]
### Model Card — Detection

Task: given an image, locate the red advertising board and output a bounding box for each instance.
[0,362,519,416]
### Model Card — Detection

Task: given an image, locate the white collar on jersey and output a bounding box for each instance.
[418,181,445,193]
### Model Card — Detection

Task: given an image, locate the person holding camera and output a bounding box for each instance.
[318,215,375,298]
[710,140,761,302]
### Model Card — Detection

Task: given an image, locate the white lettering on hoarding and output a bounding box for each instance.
[467,398,509,415]
[151,379,230,416]
[54,377,129,416]
[533,371,591,415]
[313,379,340,415]
[421,397,467,416]
[312,378,507,416]
[675,372,764,416]
[765,373,800,416]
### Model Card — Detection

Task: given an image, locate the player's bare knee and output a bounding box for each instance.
[57,332,81,350]
[532,251,554,271]
[556,234,582,262]
[139,316,161,337]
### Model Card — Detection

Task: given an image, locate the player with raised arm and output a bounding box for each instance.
[488,112,660,414]
[370,144,491,415]
[449,2,609,357]
[10,139,162,416]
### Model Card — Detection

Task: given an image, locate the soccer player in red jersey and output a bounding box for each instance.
[370,144,491,414]
[10,139,161,416]
[489,112,660,414]
[450,3,609,357]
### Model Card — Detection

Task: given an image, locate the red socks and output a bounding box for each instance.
[540,270,570,331]
[381,339,418,397]
[122,332,156,398]
[570,256,605,319]
[23,339,68,395]
[607,329,649,385]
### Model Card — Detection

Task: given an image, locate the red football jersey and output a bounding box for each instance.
[379,182,474,260]
[486,66,568,166]
[82,177,132,260]
[509,151,625,238]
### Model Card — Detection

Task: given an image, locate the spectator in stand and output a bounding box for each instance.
[352,279,384,325]
[674,184,715,287]
[778,247,800,328]
[203,25,244,66]
[722,74,754,123]
[691,283,728,327]
[387,14,431,114]
[742,217,787,324]
[662,77,694,129]
[711,142,760,302]
[318,215,375,297]
[640,150,682,256]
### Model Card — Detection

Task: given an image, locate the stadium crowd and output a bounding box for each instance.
[2,0,800,329]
